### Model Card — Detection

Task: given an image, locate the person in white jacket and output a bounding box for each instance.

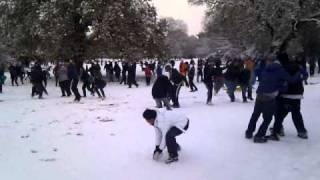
[143,109,189,164]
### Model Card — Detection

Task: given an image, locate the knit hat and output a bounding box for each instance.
[143,109,157,120]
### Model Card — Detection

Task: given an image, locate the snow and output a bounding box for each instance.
[0,73,320,180]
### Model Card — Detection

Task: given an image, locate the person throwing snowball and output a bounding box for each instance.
[143,109,189,164]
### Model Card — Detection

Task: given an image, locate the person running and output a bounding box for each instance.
[203,61,214,105]
[188,60,198,92]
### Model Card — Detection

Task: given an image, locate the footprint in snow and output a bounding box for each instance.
[40,158,56,162]
[31,150,38,154]
[21,135,30,139]
[76,133,83,136]
[100,119,114,123]
[53,148,58,152]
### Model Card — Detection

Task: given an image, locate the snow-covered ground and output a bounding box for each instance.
[0,74,320,180]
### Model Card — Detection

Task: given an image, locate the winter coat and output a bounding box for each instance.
[156,66,162,77]
[244,58,255,72]
[256,61,302,96]
[154,110,189,150]
[57,66,69,82]
[224,64,241,82]
[0,67,6,84]
[30,66,44,83]
[203,65,214,84]
[67,63,79,80]
[114,64,121,75]
[213,66,226,79]
[281,61,307,99]
[170,68,183,85]
[239,69,251,86]
[152,75,172,99]
[145,67,152,77]
[188,65,195,79]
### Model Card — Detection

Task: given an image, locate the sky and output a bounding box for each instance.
[151,0,206,36]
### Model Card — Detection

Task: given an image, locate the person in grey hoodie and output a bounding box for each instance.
[58,62,71,97]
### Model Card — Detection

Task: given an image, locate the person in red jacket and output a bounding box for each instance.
[144,64,153,86]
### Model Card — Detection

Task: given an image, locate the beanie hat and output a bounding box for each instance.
[143,109,157,120]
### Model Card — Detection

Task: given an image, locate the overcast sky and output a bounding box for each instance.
[151,0,206,36]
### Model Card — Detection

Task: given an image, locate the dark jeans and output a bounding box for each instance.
[128,79,138,88]
[59,80,71,96]
[120,74,127,84]
[225,80,237,101]
[205,82,213,103]
[146,77,151,86]
[310,65,315,76]
[82,81,93,97]
[241,84,252,101]
[189,76,198,91]
[0,84,2,93]
[214,78,224,94]
[273,97,307,134]
[166,121,189,158]
[155,98,171,110]
[31,83,46,98]
[11,75,18,86]
[246,94,276,137]
[197,72,203,82]
[171,83,182,107]
[71,79,81,100]
[95,87,105,98]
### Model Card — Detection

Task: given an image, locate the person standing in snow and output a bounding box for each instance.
[114,62,121,81]
[203,61,214,105]
[127,62,139,88]
[212,59,226,96]
[165,63,188,108]
[80,67,94,97]
[120,62,128,85]
[30,63,48,99]
[58,62,71,97]
[224,59,241,102]
[0,63,6,93]
[156,62,163,77]
[245,54,303,143]
[67,60,81,102]
[144,64,152,86]
[268,55,308,141]
[8,63,18,86]
[143,109,189,164]
[197,58,204,82]
[188,60,198,92]
[152,75,172,110]
[239,64,253,103]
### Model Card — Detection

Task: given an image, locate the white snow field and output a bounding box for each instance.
[0,74,320,180]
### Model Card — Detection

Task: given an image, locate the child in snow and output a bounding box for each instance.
[143,109,189,164]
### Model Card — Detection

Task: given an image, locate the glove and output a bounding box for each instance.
[153,146,162,161]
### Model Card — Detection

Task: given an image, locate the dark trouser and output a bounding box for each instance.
[146,76,151,86]
[128,79,138,88]
[273,97,307,134]
[240,84,252,101]
[171,83,182,107]
[0,84,2,93]
[55,76,59,87]
[19,75,24,84]
[95,87,105,98]
[205,82,213,103]
[310,65,315,76]
[115,73,120,81]
[71,79,81,100]
[225,80,237,101]
[214,78,224,94]
[82,81,93,97]
[197,72,203,82]
[32,83,44,98]
[189,76,197,91]
[155,98,171,110]
[11,75,18,86]
[318,60,320,73]
[166,121,189,158]
[59,80,71,96]
[120,74,127,84]
[246,95,276,137]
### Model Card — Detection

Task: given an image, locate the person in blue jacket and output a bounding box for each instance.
[245,54,304,143]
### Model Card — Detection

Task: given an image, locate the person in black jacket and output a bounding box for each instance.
[120,62,128,85]
[114,62,121,81]
[213,59,226,95]
[239,65,253,102]
[197,59,204,82]
[152,75,172,110]
[9,63,18,86]
[68,60,81,102]
[30,63,47,99]
[80,67,94,97]
[224,59,241,102]
[127,62,139,88]
[268,58,308,140]
[188,61,198,92]
[165,64,187,108]
[203,61,214,105]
